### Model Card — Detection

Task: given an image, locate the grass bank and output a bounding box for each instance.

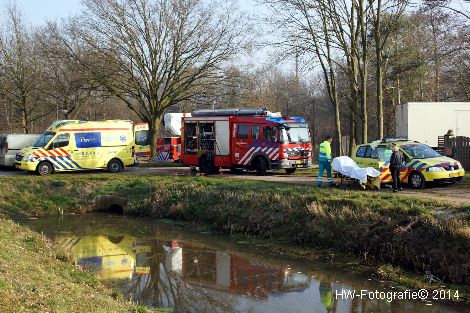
[0,218,158,313]
[0,174,469,299]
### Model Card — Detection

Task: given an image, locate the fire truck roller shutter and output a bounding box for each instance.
[215,121,230,155]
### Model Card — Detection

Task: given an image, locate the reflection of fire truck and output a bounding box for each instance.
[181,108,313,175]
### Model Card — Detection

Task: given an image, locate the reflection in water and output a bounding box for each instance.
[24,215,466,313]
[56,234,136,280]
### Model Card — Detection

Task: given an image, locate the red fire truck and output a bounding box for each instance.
[156,137,181,162]
[180,108,313,175]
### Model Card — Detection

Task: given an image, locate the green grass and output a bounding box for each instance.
[0,218,157,313]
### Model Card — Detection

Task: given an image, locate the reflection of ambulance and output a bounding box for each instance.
[56,234,136,280]
[15,120,150,175]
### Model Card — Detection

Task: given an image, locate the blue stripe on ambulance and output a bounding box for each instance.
[65,156,82,169]
[50,156,68,169]
[58,156,74,169]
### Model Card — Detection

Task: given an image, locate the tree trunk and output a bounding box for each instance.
[334,93,342,155]
[359,0,368,144]
[375,0,384,140]
[149,115,162,158]
[349,111,356,157]
[21,109,28,134]
[361,68,367,144]
[376,51,383,140]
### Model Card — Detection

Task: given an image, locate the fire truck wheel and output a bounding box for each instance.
[285,168,296,175]
[255,157,267,176]
[107,159,123,173]
[36,161,53,176]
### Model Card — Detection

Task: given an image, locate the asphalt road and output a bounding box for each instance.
[1,166,469,204]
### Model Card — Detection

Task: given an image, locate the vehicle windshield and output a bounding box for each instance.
[281,125,311,144]
[33,131,55,148]
[400,143,441,159]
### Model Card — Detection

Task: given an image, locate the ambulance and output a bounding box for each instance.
[180,108,313,175]
[15,120,150,175]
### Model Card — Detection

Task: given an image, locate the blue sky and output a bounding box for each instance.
[4,0,263,26]
[1,0,277,71]
[8,0,83,25]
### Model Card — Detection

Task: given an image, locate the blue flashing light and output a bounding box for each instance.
[289,117,305,123]
[265,117,286,124]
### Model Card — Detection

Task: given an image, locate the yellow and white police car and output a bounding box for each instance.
[352,138,465,188]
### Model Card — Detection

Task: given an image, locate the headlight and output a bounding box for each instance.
[23,154,36,162]
[427,166,444,172]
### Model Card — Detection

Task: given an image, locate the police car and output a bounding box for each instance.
[352,138,465,188]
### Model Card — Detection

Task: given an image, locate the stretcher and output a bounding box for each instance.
[332,156,381,189]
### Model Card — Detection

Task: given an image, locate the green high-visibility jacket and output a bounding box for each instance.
[318,140,332,162]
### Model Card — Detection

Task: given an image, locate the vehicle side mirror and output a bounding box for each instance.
[47,144,53,150]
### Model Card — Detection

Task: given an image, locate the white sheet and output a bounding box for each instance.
[331,156,380,184]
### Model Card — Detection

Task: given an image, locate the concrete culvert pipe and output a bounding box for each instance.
[94,195,128,214]
[108,204,124,215]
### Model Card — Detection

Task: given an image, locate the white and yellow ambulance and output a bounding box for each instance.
[15,120,150,175]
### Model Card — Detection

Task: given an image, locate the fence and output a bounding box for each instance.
[437,135,470,169]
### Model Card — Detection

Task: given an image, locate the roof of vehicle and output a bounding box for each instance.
[355,138,421,148]
[47,120,134,132]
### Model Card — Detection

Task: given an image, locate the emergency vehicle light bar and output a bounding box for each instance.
[381,137,408,143]
[289,117,305,123]
[191,108,267,117]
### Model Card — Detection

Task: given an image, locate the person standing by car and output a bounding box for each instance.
[317,136,334,187]
[390,145,404,192]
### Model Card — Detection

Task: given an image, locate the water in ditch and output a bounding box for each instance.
[22,214,467,313]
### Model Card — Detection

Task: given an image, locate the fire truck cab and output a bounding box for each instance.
[180,108,313,175]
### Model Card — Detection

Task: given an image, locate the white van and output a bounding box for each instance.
[0,134,41,167]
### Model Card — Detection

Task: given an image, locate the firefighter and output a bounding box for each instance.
[317,135,334,187]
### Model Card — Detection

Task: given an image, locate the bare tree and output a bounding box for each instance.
[369,0,408,139]
[0,6,51,133]
[38,30,98,120]
[423,0,470,20]
[50,0,248,156]
[264,0,344,154]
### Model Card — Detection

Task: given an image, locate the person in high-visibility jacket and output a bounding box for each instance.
[317,135,334,187]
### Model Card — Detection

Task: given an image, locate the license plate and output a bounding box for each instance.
[449,172,460,178]
[296,160,304,165]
